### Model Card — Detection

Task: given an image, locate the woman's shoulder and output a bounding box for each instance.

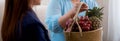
[21,10,41,27]
[18,11,50,41]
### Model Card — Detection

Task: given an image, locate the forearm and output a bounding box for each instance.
[58,9,75,28]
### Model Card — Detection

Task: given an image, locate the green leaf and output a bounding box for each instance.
[86,7,104,20]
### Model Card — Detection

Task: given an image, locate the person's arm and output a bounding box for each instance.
[45,0,78,33]
[59,0,98,29]
[59,2,88,28]
[45,0,88,33]
[45,0,64,33]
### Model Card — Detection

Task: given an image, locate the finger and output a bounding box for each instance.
[82,3,88,8]
[81,8,88,10]
[82,5,88,8]
[79,8,88,12]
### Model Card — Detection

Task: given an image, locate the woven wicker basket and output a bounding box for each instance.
[64,27,103,41]
[64,2,103,41]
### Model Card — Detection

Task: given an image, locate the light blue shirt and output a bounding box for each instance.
[45,0,98,41]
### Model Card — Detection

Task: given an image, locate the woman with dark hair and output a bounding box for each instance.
[1,0,50,41]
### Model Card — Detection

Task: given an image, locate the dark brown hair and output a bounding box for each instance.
[1,0,31,41]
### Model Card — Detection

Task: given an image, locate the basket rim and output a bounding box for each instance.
[64,27,103,33]
[82,27,103,33]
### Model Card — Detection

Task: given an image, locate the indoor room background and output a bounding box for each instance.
[1,0,119,41]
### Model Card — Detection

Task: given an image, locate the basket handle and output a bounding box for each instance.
[69,2,84,36]
[66,2,85,41]
[69,2,84,31]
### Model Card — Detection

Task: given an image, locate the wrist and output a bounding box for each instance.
[70,8,76,18]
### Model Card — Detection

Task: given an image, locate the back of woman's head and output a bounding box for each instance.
[1,0,31,41]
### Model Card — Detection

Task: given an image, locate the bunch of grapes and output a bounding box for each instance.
[65,16,92,32]
[65,19,79,32]
[78,16,92,31]
[72,23,79,32]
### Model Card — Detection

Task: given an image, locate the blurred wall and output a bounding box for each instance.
[96,0,109,41]
[0,0,5,41]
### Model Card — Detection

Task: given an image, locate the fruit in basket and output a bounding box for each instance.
[65,19,73,31]
[65,7,104,32]
[79,16,92,31]
[89,16,101,30]
[84,16,89,21]
[86,7,103,21]
[82,26,90,31]
[86,7,103,30]
[72,23,79,32]
[65,19,79,32]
